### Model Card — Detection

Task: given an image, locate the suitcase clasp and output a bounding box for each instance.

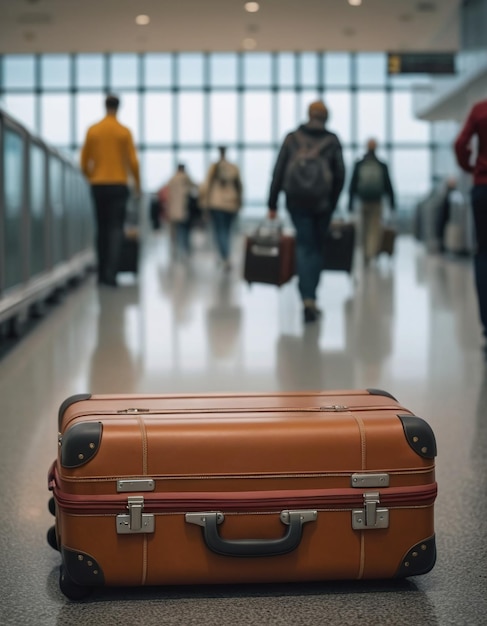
[352,492,389,530]
[116,496,155,534]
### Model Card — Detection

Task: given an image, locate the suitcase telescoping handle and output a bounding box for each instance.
[185,509,317,557]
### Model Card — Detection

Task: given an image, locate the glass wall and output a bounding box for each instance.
[0,52,442,218]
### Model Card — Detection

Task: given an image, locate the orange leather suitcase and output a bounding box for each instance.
[47,389,437,599]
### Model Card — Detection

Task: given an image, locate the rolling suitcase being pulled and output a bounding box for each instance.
[244,221,295,286]
[47,389,437,600]
[119,194,141,274]
[323,221,356,274]
[118,226,139,274]
[379,226,396,257]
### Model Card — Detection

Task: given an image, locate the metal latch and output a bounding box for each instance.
[116,496,155,534]
[352,492,389,530]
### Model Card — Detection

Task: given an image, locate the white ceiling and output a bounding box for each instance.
[0,0,461,54]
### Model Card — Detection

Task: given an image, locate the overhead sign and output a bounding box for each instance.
[387,53,456,75]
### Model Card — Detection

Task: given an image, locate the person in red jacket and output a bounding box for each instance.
[454,99,487,352]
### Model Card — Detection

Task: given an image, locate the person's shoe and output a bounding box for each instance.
[303,306,319,324]
[303,297,324,323]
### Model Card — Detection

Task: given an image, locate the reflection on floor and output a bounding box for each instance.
[0,229,486,625]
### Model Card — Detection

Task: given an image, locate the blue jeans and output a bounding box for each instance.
[210,209,235,261]
[471,185,487,339]
[289,210,333,302]
[175,220,191,254]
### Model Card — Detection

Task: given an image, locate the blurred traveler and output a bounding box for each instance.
[267,100,345,323]
[454,98,487,351]
[201,146,243,271]
[165,164,197,260]
[81,94,140,287]
[348,138,395,266]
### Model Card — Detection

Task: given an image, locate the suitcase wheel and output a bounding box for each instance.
[48,497,56,516]
[59,565,92,601]
[47,525,59,551]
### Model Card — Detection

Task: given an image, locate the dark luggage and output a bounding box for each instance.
[118,227,139,274]
[379,226,396,257]
[244,222,295,286]
[149,195,162,230]
[47,389,437,600]
[443,189,472,255]
[119,194,141,274]
[323,221,355,274]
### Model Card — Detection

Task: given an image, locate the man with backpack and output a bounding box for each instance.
[348,138,395,266]
[267,100,345,323]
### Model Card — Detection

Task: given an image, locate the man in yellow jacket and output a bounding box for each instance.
[81,94,141,286]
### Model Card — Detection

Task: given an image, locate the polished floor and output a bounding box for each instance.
[0,226,486,625]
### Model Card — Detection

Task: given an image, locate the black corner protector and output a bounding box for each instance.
[61,422,102,468]
[62,547,105,586]
[395,536,436,578]
[366,388,398,401]
[398,415,437,459]
[58,394,92,428]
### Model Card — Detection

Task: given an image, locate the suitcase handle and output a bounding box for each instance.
[252,218,283,244]
[185,509,317,557]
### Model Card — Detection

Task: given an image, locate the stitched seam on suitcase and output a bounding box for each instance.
[138,417,148,476]
[138,417,149,586]
[354,415,366,579]
[358,533,365,579]
[57,468,435,483]
[142,536,148,586]
[353,416,367,470]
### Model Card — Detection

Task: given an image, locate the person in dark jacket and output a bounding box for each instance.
[267,100,345,323]
[454,98,487,352]
[348,139,395,266]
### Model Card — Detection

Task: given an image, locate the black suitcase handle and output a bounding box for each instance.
[185,510,317,557]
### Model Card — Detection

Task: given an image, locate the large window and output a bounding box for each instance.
[0,51,443,217]
[3,128,25,289]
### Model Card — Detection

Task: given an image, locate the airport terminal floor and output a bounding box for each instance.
[1,227,486,626]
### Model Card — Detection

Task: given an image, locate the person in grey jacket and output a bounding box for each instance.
[267,100,345,323]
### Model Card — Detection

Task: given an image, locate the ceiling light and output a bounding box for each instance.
[242,37,257,50]
[135,14,150,26]
[245,2,260,13]
[348,0,362,6]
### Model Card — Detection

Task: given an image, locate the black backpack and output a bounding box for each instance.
[283,131,335,199]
